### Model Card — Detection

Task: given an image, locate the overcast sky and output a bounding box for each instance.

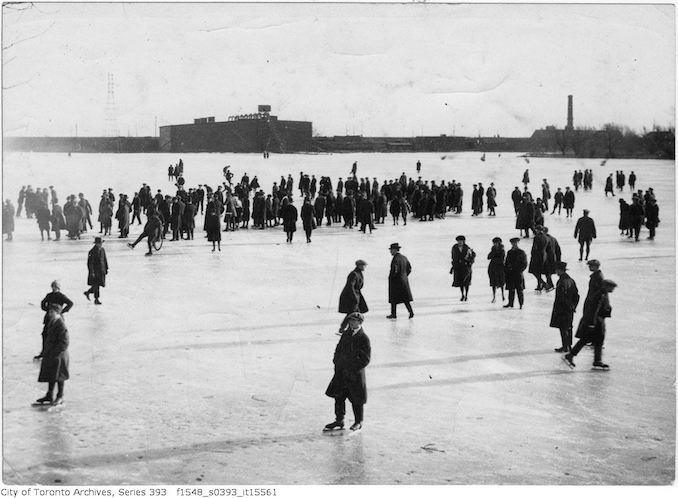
[2,2,675,138]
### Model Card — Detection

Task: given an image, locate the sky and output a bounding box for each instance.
[2,2,675,138]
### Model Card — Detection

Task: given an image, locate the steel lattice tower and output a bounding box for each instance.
[104,73,119,137]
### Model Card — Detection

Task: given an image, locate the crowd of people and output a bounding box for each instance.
[9,157,661,422]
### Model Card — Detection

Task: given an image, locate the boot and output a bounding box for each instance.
[323,420,344,431]
[349,422,362,431]
[35,394,53,404]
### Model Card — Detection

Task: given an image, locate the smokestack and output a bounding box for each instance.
[566,95,573,131]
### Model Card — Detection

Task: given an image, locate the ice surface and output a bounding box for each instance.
[1,152,675,485]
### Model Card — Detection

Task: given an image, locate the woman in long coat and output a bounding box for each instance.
[281,198,298,243]
[115,198,131,238]
[204,207,221,251]
[36,202,52,241]
[99,200,113,236]
[35,306,69,405]
[487,237,505,303]
[451,235,476,301]
[389,197,401,225]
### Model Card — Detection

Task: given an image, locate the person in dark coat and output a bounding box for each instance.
[604,174,615,196]
[628,171,637,190]
[563,187,575,218]
[618,199,630,235]
[542,227,560,291]
[387,242,414,319]
[487,237,505,303]
[50,204,66,241]
[182,198,197,240]
[550,262,580,353]
[528,225,548,291]
[324,312,371,432]
[516,194,534,238]
[128,210,163,256]
[486,183,497,216]
[3,199,15,241]
[36,201,52,241]
[451,235,476,302]
[511,187,522,214]
[503,237,527,309]
[551,187,564,215]
[628,196,644,241]
[337,260,368,334]
[84,237,108,305]
[357,193,374,233]
[34,280,73,360]
[281,197,298,243]
[300,197,315,243]
[204,207,221,251]
[565,279,616,369]
[34,305,70,406]
[573,209,597,260]
[522,169,530,186]
[644,198,660,240]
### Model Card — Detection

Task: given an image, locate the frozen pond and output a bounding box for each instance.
[2,151,675,485]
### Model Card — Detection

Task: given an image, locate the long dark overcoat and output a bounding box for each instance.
[504,248,527,290]
[528,232,548,275]
[645,203,659,229]
[487,245,506,287]
[325,328,371,404]
[544,234,562,275]
[282,204,298,233]
[515,201,534,230]
[388,253,413,303]
[38,315,70,383]
[549,273,580,329]
[563,191,575,209]
[301,203,315,231]
[339,268,368,313]
[575,290,610,339]
[3,203,15,234]
[205,212,221,241]
[574,216,597,242]
[451,244,475,287]
[87,245,108,287]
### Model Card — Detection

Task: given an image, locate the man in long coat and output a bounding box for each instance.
[387,243,413,319]
[550,262,580,353]
[528,225,548,291]
[324,312,371,432]
[84,237,108,305]
[563,187,575,218]
[503,237,527,309]
[338,260,368,335]
[35,305,70,406]
[574,209,597,261]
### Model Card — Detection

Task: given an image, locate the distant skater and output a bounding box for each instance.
[503,237,527,309]
[324,312,371,432]
[386,243,414,319]
[451,235,476,302]
[487,237,506,303]
[416,160,421,174]
[84,237,108,305]
[574,209,597,261]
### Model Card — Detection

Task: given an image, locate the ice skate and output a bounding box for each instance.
[563,354,576,369]
[349,422,362,431]
[592,362,609,371]
[323,420,344,432]
[34,395,53,405]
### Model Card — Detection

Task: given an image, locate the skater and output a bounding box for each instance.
[629,171,637,190]
[84,237,108,305]
[645,198,660,240]
[128,210,163,256]
[386,243,414,319]
[516,193,534,238]
[36,202,52,241]
[563,187,575,218]
[35,280,73,360]
[574,209,597,261]
[628,196,644,241]
[551,188,564,215]
[324,312,371,432]
[416,160,421,174]
[522,169,530,186]
[487,237,506,303]
[486,183,497,216]
[337,260,368,335]
[301,197,315,243]
[604,174,615,196]
[550,262,579,353]
[618,199,630,236]
[503,237,527,309]
[281,197,298,243]
[564,279,616,369]
[3,199,15,241]
[451,235,476,302]
[34,305,70,406]
[528,225,548,291]
[204,207,222,252]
